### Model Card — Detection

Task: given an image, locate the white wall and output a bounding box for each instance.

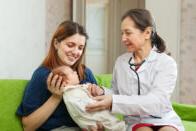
[0,0,45,79]
[146,0,181,61]
[146,0,181,101]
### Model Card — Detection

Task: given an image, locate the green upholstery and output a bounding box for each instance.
[95,74,112,88]
[0,79,28,131]
[0,75,196,131]
[172,103,196,130]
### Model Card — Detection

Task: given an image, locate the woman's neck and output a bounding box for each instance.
[133,42,152,64]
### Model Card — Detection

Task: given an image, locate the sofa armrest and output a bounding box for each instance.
[0,79,28,131]
[172,102,196,122]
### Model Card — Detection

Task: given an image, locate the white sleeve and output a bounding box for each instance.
[111,57,177,117]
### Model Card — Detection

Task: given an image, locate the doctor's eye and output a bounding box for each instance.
[125,31,133,36]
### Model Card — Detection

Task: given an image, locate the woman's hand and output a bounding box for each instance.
[87,84,104,97]
[85,95,112,112]
[47,72,66,99]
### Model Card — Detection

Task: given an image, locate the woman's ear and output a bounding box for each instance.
[54,39,59,50]
[144,27,152,39]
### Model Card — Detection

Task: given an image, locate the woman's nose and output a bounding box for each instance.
[121,34,127,43]
[71,48,80,57]
[122,37,128,44]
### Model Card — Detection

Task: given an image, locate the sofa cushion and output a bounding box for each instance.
[172,102,196,121]
[0,79,28,131]
[183,120,196,131]
[95,74,112,88]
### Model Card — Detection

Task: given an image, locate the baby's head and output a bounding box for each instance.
[52,66,79,85]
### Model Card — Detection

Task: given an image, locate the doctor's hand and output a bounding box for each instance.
[47,72,66,99]
[84,121,104,131]
[87,84,104,97]
[85,95,112,112]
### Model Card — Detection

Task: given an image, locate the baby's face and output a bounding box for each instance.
[52,66,79,85]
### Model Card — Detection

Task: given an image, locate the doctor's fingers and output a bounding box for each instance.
[86,101,107,112]
[87,126,97,131]
[94,95,112,110]
[96,121,104,131]
[92,95,105,101]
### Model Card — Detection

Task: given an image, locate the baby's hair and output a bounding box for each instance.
[52,66,68,82]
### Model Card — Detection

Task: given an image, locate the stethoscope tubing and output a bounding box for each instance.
[128,57,145,95]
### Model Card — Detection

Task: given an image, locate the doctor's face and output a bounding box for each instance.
[54,33,86,66]
[121,17,146,52]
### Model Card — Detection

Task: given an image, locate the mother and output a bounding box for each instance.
[17,21,97,131]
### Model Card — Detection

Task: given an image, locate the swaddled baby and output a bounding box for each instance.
[53,66,125,131]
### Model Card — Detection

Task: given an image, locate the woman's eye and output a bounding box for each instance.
[66,43,74,47]
[78,46,84,50]
[125,32,132,35]
[121,31,132,36]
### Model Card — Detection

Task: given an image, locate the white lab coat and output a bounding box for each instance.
[105,49,184,131]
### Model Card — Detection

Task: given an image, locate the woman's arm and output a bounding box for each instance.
[22,95,62,131]
[22,73,66,131]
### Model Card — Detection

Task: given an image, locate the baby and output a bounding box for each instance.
[52,66,125,131]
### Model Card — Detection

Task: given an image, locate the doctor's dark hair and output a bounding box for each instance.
[42,21,88,80]
[122,8,166,53]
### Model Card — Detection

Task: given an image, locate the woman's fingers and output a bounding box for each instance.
[47,72,64,98]
[51,75,58,88]
[56,76,62,89]
[47,72,53,87]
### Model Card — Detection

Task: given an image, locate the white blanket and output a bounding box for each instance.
[63,84,125,131]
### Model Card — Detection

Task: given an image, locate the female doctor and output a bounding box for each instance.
[86,9,184,131]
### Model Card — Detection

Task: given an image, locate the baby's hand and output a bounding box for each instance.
[87,84,104,97]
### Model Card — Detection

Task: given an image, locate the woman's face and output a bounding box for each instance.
[54,33,86,66]
[121,17,147,52]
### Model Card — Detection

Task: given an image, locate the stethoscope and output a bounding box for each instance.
[128,56,162,119]
[128,57,145,95]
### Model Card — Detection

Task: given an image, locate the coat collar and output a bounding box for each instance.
[124,48,158,73]
[124,47,158,63]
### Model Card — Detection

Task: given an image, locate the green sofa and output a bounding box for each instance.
[0,74,196,131]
